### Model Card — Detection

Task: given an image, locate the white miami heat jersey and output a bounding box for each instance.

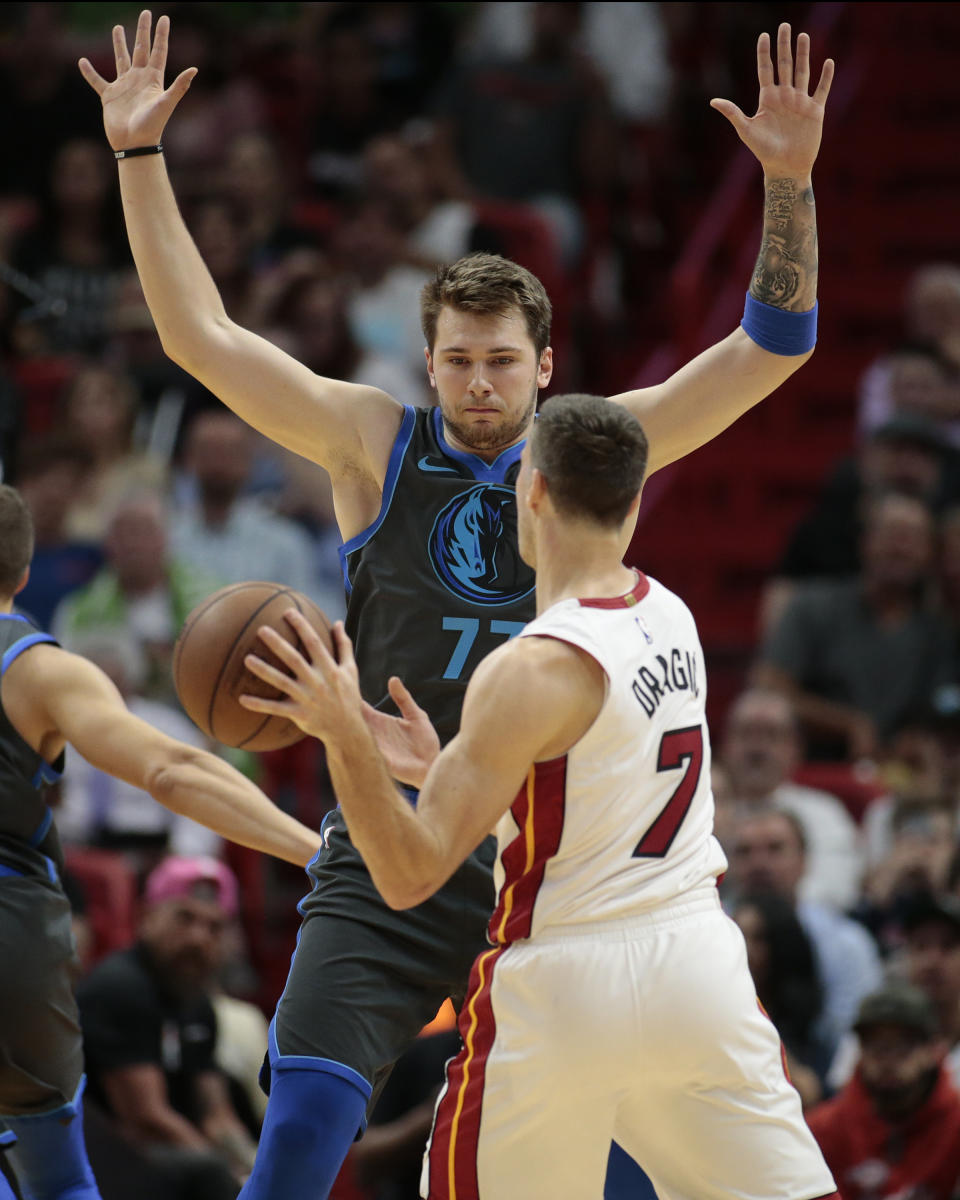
[488,571,727,945]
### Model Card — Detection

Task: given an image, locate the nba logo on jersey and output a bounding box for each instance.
[634,614,653,644]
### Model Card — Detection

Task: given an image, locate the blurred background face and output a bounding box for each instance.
[290,276,352,367]
[63,366,136,451]
[722,691,799,798]
[363,136,432,228]
[906,267,960,346]
[51,139,112,212]
[858,1023,939,1110]
[18,459,86,541]
[728,813,805,900]
[185,413,253,504]
[223,132,285,214]
[859,494,934,590]
[140,893,227,989]
[106,496,167,591]
[190,200,247,283]
[888,353,955,420]
[905,919,960,1013]
[860,438,942,501]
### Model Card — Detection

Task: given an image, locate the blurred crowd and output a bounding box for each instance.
[3,2,960,1198]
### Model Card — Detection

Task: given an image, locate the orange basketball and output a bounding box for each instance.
[173,581,335,751]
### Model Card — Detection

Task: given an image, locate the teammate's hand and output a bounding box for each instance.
[361,678,440,789]
[710,23,834,179]
[240,613,366,745]
[78,10,196,152]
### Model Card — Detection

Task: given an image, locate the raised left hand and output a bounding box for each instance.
[711,23,835,179]
[240,612,364,744]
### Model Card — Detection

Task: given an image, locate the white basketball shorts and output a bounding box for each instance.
[422,887,836,1200]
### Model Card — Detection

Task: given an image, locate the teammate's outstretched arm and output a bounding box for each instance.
[79,11,401,490]
[609,24,834,475]
[240,613,605,909]
[5,643,322,866]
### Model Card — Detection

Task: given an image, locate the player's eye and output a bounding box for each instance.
[492,358,515,366]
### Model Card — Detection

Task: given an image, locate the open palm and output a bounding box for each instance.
[711,23,835,178]
[78,10,196,152]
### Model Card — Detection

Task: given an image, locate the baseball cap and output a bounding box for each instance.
[900,891,960,937]
[143,856,239,918]
[853,983,938,1040]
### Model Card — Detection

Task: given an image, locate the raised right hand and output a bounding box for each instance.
[78,10,196,152]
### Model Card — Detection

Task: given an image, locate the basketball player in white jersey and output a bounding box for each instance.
[240,394,837,1200]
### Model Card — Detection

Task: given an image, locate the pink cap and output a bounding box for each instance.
[143,856,239,918]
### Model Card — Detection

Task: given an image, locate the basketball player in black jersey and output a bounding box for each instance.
[81,13,833,1196]
[0,485,321,1200]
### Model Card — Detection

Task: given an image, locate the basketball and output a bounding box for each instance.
[173,582,335,752]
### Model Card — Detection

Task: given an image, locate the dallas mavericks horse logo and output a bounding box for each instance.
[429,485,535,605]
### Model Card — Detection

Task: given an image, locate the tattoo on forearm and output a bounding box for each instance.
[749,180,818,311]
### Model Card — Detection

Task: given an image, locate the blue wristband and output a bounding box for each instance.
[741,292,817,355]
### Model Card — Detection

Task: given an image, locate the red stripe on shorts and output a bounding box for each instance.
[428,945,505,1199]
[488,756,567,944]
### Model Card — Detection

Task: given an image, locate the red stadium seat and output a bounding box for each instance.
[63,846,138,963]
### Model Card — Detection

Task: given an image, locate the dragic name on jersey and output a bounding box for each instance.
[489,572,727,944]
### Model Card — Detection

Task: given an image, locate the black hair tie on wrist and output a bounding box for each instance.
[114,144,163,160]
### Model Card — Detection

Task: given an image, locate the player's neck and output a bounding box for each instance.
[0,597,13,614]
[534,528,636,613]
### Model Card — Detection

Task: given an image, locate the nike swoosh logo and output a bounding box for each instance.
[418,456,459,474]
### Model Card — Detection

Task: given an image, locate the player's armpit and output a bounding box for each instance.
[415,637,606,876]
[609,326,811,475]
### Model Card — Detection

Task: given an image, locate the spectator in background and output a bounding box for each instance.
[55,629,221,867]
[53,489,216,704]
[78,857,256,1198]
[220,132,321,271]
[856,799,956,946]
[899,894,960,1086]
[307,6,401,199]
[731,890,829,1107]
[725,807,883,1059]
[858,263,960,441]
[60,361,168,542]
[807,984,960,1200]
[153,3,263,191]
[170,411,333,608]
[11,138,128,355]
[756,492,954,761]
[330,203,432,379]
[362,134,476,269]
[13,433,102,627]
[765,413,954,630]
[436,1,618,267]
[186,197,258,326]
[255,254,426,409]
[0,2,105,199]
[722,688,864,910]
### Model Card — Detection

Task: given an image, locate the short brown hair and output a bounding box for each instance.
[0,485,34,597]
[531,395,648,527]
[421,253,552,355]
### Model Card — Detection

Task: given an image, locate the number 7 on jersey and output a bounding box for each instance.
[633,726,704,859]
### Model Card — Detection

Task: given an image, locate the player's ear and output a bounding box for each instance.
[424,346,436,390]
[537,346,553,388]
[13,566,29,596]
[528,467,548,511]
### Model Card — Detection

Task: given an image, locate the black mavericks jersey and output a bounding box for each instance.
[0,613,65,880]
[342,406,536,746]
